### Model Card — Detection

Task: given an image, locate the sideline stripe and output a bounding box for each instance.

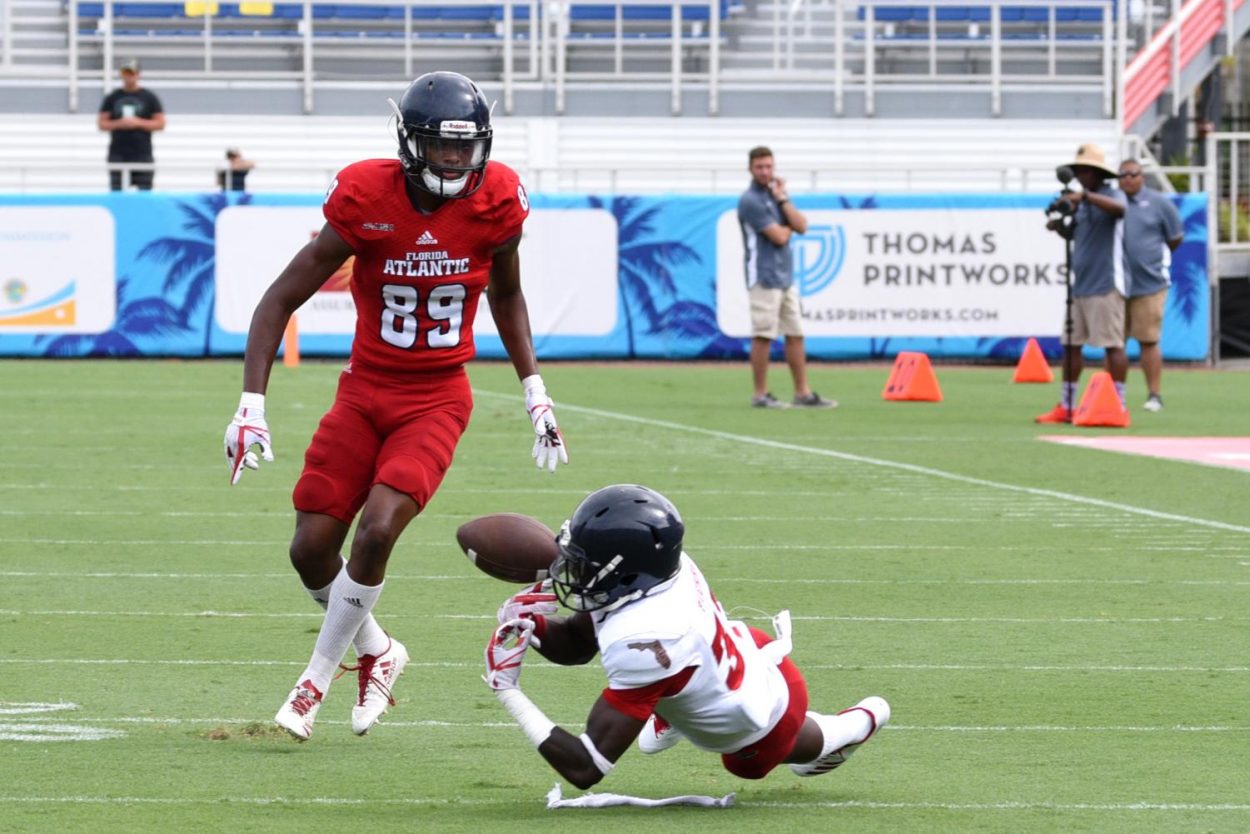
[13,716,1249,733]
[0,609,1240,625]
[474,391,1250,536]
[0,658,1246,672]
[0,796,1245,812]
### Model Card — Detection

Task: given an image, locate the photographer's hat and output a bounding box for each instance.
[119,58,141,74]
[1067,143,1117,178]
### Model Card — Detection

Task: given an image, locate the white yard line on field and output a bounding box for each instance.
[11,715,1249,733]
[1,571,1246,587]
[0,795,1246,812]
[0,658,1247,672]
[472,391,1250,536]
[1,608,1241,625]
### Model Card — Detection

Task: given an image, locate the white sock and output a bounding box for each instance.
[1061,381,1077,411]
[304,560,391,657]
[1114,381,1126,407]
[299,570,385,692]
[808,708,874,761]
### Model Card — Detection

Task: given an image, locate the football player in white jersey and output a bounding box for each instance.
[483,484,889,789]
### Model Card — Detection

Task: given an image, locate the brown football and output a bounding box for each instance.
[456,512,558,584]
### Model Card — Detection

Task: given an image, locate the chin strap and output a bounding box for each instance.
[422,168,467,197]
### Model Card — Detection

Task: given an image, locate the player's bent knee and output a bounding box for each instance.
[352,520,393,555]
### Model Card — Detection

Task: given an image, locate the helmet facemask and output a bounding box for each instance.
[389,97,492,199]
[551,523,627,613]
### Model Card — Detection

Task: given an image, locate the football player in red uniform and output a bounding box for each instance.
[484,485,889,790]
[224,71,569,741]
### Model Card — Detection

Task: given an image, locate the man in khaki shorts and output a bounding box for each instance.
[1118,159,1184,412]
[737,146,835,409]
[1036,144,1128,424]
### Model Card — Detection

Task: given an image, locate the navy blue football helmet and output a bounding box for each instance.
[390,71,492,199]
[551,485,685,613]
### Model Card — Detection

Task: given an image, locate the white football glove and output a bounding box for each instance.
[224,392,274,485]
[484,617,536,691]
[497,580,558,646]
[523,375,569,473]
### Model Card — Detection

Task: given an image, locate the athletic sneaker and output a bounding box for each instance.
[793,391,838,409]
[275,678,324,741]
[345,636,410,736]
[638,714,683,754]
[1034,404,1073,424]
[752,392,789,409]
[1143,394,1164,412]
[789,696,890,777]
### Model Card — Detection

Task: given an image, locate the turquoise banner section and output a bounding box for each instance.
[0,191,1210,361]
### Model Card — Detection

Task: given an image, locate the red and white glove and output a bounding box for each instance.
[497,579,558,626]
[224,392,274,485]
[484,617,536,691]
[497,580,558,647]
[523,375,569,473]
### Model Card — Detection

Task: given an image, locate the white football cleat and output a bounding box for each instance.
[275,678,324,741]
[789,696,890,777]
[638,713,683,754]
[347,636,410,736]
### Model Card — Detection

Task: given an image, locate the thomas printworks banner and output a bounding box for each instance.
[0,191,1209,361]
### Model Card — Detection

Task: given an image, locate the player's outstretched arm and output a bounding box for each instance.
[485,620,642,790]
[224,223,353,484]
[536,698,646,790]
[487,235,569,472]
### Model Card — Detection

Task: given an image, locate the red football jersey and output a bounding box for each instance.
[323,158,529,375]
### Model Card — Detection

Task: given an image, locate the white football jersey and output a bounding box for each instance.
[595,553,791,754]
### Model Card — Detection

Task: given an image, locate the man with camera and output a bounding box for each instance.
[1035,144,1128,424]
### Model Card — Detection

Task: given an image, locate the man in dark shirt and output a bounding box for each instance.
[737,146,835,410]
[97,59,165,191]
[219,148,255,192]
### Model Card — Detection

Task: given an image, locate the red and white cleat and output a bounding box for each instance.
[274,678,324,741]
[345,637,410,736]
[789,696,890,777]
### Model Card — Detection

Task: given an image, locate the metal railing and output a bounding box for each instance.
[51,0,1122,115]
[0,157,1091,193]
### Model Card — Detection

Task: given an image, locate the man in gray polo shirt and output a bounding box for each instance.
[738,145,835,409]
[1036,143,1128,424]
[1118,159,1184,412]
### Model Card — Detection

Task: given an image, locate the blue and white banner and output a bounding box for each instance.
[0,191,1210,361]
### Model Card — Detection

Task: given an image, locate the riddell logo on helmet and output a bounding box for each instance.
[439,120,476,134]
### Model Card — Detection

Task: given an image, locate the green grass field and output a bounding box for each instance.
[2,358,1248,833]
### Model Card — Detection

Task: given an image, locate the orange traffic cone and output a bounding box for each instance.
[1012,338,1054,383]
[282,314,300,368]
[882,352,943,402]
[1073,371,1129,427]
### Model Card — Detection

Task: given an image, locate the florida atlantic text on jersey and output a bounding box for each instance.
[323,158,530,374]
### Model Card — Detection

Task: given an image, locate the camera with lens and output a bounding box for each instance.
[1045,165,1077,220]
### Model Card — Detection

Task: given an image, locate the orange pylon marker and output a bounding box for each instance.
[1012,338,1054,383]
[882,352,943,402]
[282,314,300,368]
[1073,371,1129,427]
